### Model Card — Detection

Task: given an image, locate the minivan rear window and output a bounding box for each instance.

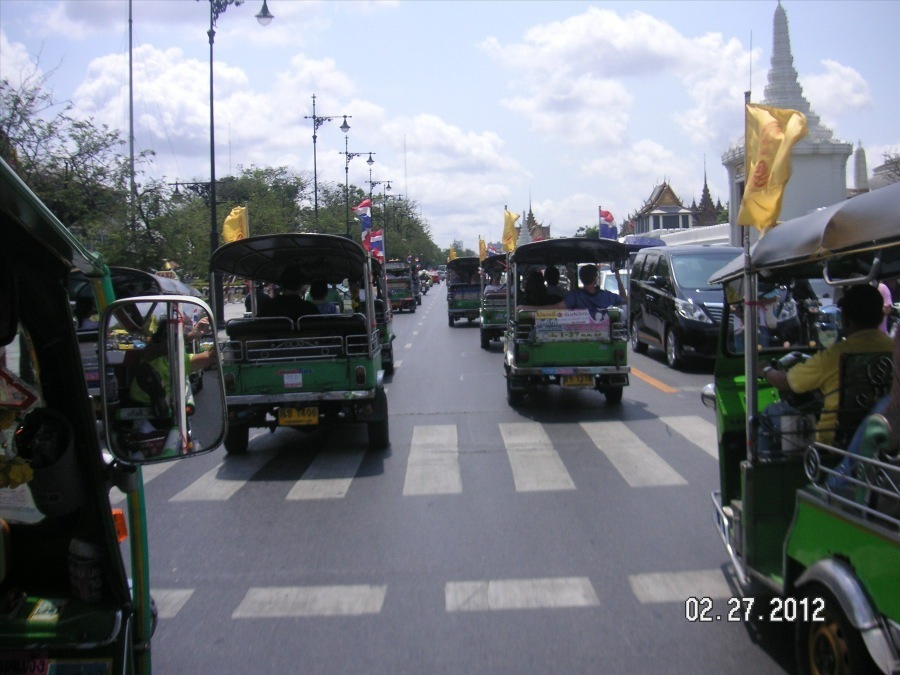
[671,251,742,290]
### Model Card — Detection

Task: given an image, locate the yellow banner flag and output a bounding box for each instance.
[222,206,249,243]
[448,247,457,261]
[478,238,486,261]
[502,209,520,251]
[737,104,808,234]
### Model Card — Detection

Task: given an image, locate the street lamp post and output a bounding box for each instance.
[340,137,374,237]
[207,0,273,321]
[303,95,349,227]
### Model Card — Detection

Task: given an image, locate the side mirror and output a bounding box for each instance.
[648,275,667,289]
[99,297,226,463]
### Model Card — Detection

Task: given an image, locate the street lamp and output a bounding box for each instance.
[304,95,349,227]
[340,137,374,237]
[207,0,273,320]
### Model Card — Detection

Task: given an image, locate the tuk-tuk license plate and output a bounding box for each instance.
[562,375,593,388]
[278,406,319,426]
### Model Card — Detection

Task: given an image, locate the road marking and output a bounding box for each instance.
[499,422,576,492]
[169,451,273,501]
[412,330,419,335]
[628,569,732,604]
[659,415,718,459]
[110,461,177,504]
[286,447,366,500]
[233,585,387,618]
[404,343,413,349]
[394,360,402,368]
[403,425,462,495]
[446,577,599,612]
[580,421,687,487]
[154,589,194,618]
[630,367,679,394]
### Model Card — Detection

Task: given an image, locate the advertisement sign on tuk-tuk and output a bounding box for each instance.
[702,182,900,674]
[0,157,227,673]
[210,233,390,455]
[504,238,630,406]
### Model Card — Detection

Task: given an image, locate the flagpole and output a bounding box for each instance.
[742,89,759,460]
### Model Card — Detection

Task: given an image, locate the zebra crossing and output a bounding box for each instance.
[113,414,716,503]
[146,414,725,621]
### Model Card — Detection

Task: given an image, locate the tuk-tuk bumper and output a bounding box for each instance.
[449,308,480,320]
[506,364,630,389]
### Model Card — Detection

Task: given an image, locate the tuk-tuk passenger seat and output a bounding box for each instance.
[225,316,295,340]
[831,351,893,449]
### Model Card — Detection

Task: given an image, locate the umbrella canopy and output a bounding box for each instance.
[709,182,900,284]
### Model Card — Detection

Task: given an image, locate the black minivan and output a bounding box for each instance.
[629,244,741,368]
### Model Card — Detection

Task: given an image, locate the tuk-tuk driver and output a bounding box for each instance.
[484,271,505,295]
[757,284,892,452]
[563,264,625,318]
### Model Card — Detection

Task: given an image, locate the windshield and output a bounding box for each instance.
[672,252,741,290]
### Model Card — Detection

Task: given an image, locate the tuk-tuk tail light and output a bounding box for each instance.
[355,366,367,385]
[112,508,128,543]
[224,372,236,390]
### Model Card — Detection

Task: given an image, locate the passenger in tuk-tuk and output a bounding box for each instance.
[563,264,625,318]
[757,284,892,453]
[484,271,505,295]
[518,269,562,310]
[306,279,343,314]
[258,267,318,320]
[544,265,565,301]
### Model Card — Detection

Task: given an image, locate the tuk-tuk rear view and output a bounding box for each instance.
[504,238,630,406]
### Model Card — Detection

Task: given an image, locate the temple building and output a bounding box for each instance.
[692,169,728,226]
[626,181,693,235]
[515,205,550,242]
[721,1,853,245]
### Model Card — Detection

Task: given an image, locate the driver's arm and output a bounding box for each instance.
[614,269,627,303]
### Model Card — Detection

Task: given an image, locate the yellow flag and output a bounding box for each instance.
[502,209,520,251]
[448,247,457,261]
[737,104,808,234]
[222,206,249,243]
[478,238,486,261]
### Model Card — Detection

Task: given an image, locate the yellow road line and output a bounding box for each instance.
[631,367,679,394]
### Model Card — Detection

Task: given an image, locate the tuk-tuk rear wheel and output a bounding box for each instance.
[604,387,623,405]
[796,586,876,675]
[368,418,390,450]
[507,377,525,406]
[224,425,249,455]
[480,330,490,349]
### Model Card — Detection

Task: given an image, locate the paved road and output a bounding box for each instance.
[140,288,794,674]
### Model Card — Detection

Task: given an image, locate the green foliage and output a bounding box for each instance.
[1,58,444,282]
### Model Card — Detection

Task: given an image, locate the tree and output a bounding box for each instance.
[882,150,900,185]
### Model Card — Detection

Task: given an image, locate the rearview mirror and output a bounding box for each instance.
[99,297,226,463]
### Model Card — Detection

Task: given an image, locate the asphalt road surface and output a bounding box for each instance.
[135,289,796,674]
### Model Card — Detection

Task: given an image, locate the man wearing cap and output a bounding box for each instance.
[757,284,893,452]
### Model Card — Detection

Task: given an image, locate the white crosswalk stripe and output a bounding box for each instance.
[286,446,366,500]
[628,569,732,604]
[110,461,177,504]
[232,585,387,618]
[499,422,576,492]
[153,589,195,618]
[581,421,687,487]
[169,451,273,501]
[445,577,599,612]
[658,415,719,459]
[403,424,461,495]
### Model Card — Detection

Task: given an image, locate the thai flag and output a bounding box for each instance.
[352,199,372,240]
[367,230,384,262]
[487,244,500,256]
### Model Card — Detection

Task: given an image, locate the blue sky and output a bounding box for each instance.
[1,0,897,250]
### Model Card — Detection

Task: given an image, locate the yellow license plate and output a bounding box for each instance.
[562,374,593,388]
[278,406,319,426]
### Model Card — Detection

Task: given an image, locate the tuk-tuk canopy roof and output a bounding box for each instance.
[210,233,368,285]
[480,253,507,274]
[510,237,630,266]
[447,256,481,274]
[709,182,900,285]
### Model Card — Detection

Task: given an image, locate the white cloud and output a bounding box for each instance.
[0,30,40,88]
[801,59,871,127]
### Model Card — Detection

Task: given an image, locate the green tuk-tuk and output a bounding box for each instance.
[504,238,631,406]
[385,260,416,313]
[0,157,226,672]
[210,233,390,454]
[370,257,395,375]
[703,182,900,674]
[479,253,507,349]
[446,256,481,327]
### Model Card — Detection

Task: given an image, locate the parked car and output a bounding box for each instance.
[629,244,742,368]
